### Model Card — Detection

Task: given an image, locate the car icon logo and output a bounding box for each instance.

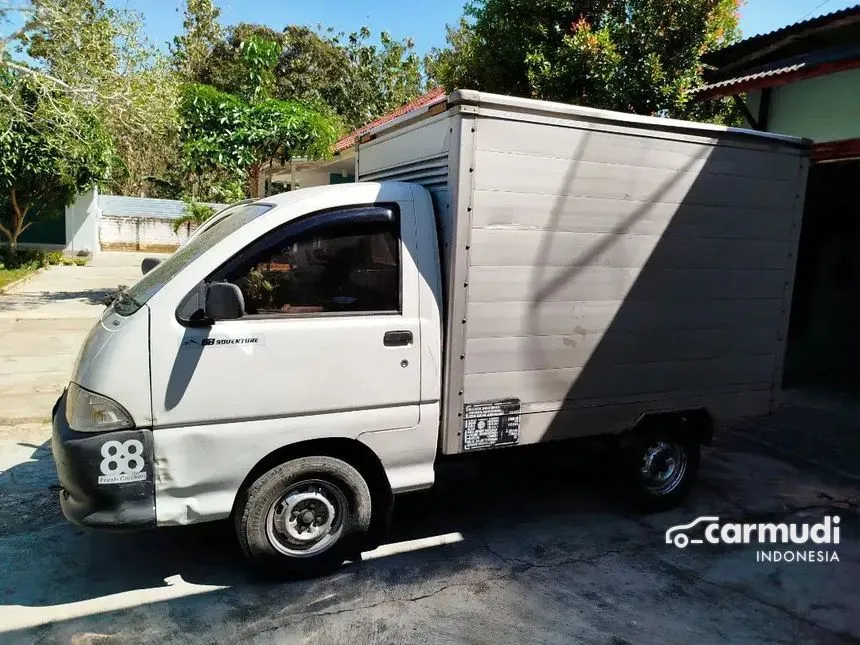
[665,516,720,548]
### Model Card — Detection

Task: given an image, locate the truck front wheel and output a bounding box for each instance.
[620,428,700,512]
[235,456,372,577]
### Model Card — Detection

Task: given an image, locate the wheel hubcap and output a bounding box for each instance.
[266,479,347,557]
[641,441,687,495]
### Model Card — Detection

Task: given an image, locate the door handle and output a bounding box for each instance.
[383,330,413,346]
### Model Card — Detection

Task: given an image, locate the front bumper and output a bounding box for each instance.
[52,390,156,529]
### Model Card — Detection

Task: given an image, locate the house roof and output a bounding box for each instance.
[697,43,860,97]
[697,62,807,95]
[697,4,860,98]
[334,87,446,153]
[702,4,860,68]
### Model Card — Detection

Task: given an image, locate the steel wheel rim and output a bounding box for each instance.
[641,441,687,495]
[266,479,348,558]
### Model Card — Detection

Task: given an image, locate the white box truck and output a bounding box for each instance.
[52,91,809,576]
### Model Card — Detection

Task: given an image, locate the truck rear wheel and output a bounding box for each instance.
[234,456,372,577]
[620,427,700,512]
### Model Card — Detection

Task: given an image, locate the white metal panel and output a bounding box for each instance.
[474,149,793,211]
[769,156,809,407]
[69,306,152,425]
[512,388,773,444]
[451,112,805,452]
[475,117,801,180]
[465,328,779,374]
[463,356,775,405]
[469,229,789,270]
[450,89,807,147]
[471,190,793,241]
[467,266,787,303]
[155,401,441,525]
[357,116,452,176]
[466,299,784,339]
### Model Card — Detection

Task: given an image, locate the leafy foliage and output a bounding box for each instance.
[0,73,113,249]
[196,23,425,130]
[427,0,743,122]
[172,197,215,234]
[179,82,339,197]
[237,34,281,101]
[169,0,223,81]
[3,0,181,197]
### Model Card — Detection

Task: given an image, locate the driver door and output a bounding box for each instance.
[149,204,422,431]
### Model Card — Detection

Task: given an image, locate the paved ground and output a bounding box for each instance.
[0,409,858,645]
[0,253,154,424]
[1,251,858,644]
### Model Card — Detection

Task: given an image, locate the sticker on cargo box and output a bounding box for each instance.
[463,399,520,451]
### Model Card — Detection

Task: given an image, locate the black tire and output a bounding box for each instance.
[234,456,372,578]
[619,427,701,513]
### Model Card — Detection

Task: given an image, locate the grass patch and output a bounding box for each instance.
[0,265,40,291]
[0,248,91,285]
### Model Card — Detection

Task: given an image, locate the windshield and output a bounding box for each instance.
[188,200,253,241]
[113,203,273,316]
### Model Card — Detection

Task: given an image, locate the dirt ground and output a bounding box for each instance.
[1,402,858,645]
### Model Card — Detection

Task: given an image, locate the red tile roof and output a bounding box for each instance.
[334,87,447,153]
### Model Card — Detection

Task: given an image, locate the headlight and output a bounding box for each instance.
[65,383,134,433]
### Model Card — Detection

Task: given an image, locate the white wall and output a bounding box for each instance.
[63,192,226,253]
[100,195,224,218]
[65,188,100,254]
[100,215,196,252]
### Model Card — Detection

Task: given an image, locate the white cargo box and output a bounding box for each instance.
[357,90,810,455]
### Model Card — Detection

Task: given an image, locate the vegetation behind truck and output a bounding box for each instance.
[52,91,809,576]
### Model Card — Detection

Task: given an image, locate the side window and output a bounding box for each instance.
[224,215,400,316]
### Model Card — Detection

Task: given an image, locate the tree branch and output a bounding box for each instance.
[10,188,21,227]
[0,220,12,245]
[2,60,96,95]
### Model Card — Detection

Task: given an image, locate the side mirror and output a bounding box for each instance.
[141,257,162,275]
[205,282,245,321]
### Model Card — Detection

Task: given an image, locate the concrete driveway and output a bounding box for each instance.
[0,406,858,644]
[0,252,153,424]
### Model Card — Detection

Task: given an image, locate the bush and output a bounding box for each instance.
[44,251,65,266]
[0,248,43,270]
[0,248,89,270]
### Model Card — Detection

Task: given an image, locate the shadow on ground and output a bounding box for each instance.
[0,438,623,607]
[0,288,116,312]
[1,414,859,644]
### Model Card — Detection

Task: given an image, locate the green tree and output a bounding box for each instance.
[180,83,339,198]
[170,0,223,81]
[427,0,742,121]
[198,24,286,99]
[197,23,424,130]
[2,0,181,196]
[0,73,113,250]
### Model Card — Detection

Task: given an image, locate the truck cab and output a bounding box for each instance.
[53,182,443,575]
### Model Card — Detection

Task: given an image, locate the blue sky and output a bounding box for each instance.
[107,0,859,56]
